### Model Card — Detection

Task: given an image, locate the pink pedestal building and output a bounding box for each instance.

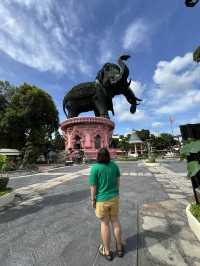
[60,117,118,160]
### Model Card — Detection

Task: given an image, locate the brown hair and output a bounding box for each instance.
[97,147,110,164]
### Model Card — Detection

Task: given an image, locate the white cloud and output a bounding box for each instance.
[0,1,91,74]
[113,96,146,122]
[78,59,93,75]
[123,19,150,50]
[98,50,112,65]
[188,112,200,124]
[130,80,145,98]
[152,122,163,128]
[98,28,114,65]
[153,52,200,99]
[157,90,200,114]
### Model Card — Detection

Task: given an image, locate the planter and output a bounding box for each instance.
[186,204,200,241]
[0,177,9,189]
[0,190,15,208]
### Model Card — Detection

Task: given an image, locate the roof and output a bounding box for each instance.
[128,131,143,144]
[0,149,21,156]
[112,135,120,139]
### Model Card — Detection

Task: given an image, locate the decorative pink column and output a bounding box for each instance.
[60,117,118,160]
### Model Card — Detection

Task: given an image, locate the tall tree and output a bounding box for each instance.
[0,83,59,165]
[136,129,150,142]
[151,133,178,151]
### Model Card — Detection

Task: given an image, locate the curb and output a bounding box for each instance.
[186,204,200,241]
[143,162,160,166]
[0,191,15,208]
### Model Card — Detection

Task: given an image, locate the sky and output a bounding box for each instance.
[0,0,200,136]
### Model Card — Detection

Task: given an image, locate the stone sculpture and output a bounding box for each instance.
[63,55,141,119]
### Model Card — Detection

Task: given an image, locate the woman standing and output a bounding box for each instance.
[88,148,124,261]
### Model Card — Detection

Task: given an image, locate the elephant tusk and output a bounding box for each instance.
[136,97,142,101]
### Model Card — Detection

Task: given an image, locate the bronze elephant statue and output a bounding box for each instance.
[63,55,142,119]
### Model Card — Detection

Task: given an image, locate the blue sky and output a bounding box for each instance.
[0,0,200,136]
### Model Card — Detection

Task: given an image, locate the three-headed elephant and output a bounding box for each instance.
[63,55,142,119]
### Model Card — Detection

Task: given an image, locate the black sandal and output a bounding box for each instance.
[116,242,124,257]
[99,244,113,261]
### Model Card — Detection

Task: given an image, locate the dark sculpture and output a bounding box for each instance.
[63,55,141,119]
[185,0,199,7]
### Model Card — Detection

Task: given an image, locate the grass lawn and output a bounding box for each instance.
[190,203,200,222]
[0,187,13,197]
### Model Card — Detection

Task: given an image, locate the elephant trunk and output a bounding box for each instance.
[111,55,130,85]
[123,87,142,114]
[185,0,199,7]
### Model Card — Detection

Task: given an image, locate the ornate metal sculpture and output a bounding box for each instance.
[185,0,199,7]
[63,55,141,119]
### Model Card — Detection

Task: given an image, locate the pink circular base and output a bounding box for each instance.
[60,117,117,160]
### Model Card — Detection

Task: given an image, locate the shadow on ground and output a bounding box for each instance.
[0,189,89,223]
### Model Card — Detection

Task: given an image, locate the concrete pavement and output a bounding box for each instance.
[0,160,199,265]
[142,160,200,266]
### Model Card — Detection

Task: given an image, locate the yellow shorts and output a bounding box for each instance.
[95,197,119,219]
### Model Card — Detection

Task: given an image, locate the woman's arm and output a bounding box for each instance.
[90,185,96,208]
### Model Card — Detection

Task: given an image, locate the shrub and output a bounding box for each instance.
[0,154,8,173]
[0,154,9,189]
[148,156,156,163]
[190,203,200,222]
[180,140,200,178]
[0,188,12,197]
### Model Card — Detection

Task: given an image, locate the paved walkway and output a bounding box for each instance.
[142,162,200,266]
[0,161,199,265]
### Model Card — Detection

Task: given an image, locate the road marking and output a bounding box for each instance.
[9,166,88,179]
[122,172,153,176]
[15,168,90,195]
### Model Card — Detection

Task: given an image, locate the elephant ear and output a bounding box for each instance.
[96,66,105,84]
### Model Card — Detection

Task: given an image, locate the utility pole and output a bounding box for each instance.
[169,116,174,136]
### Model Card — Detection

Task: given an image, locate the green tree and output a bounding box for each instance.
[110,138,119,148]
[136,129,150,141]
[0,81,16,110]
[51,131,65,151]
[0,83,59,166]
[118,136,129,153]
[152,133,178,151]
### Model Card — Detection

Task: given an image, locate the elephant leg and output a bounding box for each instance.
[94,108,100,117]
[94,101,109,119]
[66,101,79,118]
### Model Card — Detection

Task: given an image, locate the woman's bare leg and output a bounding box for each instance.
[110,215,122,249]
[100,216,111,255]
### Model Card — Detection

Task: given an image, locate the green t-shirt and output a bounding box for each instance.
[88,160,121,202]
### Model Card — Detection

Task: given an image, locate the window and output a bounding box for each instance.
[74,135,81,149]
[95,135,101,149]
